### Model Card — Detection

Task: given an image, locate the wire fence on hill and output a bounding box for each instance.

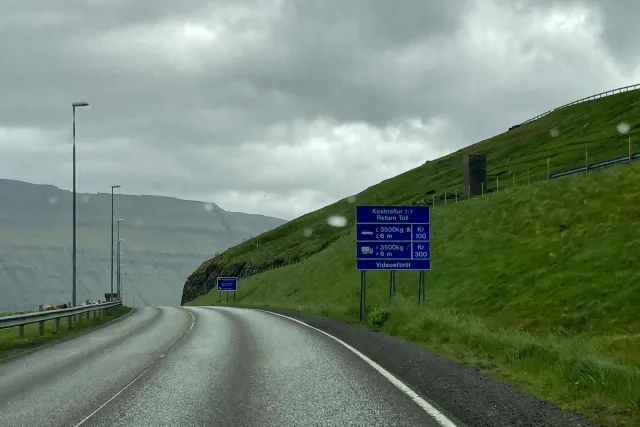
[519,83,640,126]
[419,135,638,206]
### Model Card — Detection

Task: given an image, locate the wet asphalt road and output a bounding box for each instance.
[0,306,451,427]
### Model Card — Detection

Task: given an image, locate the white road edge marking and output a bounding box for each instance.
[72,310,196,427]
[256,309,459,427]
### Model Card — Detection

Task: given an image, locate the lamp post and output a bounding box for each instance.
[110,185,121,300]
[117,218,123,299]
[72,101,89,307]
[118,258,123,299]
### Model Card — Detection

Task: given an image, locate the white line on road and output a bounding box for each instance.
[73,310,196,426]
[256,309,459,427]
[72,365,153,427]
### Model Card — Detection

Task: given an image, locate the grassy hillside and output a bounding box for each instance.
[185,89,640,273]
[185,88,640,427]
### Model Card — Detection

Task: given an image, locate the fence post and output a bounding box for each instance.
[496,176,499,191]
[444,192,447,205]
[546,158,550,180]
[432,194,435,206]
[585,146,589,174]
[481,182,484,196]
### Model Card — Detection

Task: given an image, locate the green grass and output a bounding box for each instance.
[0,306,132,361]
[187,89,640,426]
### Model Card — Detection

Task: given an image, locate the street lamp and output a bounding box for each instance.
[117,218,123,299]
[118,256,123,299]
[72,101,89,307]
[110,185,121,300]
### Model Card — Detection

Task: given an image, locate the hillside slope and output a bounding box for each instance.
[0,179,285,311]
[183,88,640,426]
[182,88,640,299]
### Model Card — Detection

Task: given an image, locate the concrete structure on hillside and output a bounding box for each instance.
[463,153,487,198]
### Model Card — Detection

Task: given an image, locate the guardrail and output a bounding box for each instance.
[551,151,640,179]
[519,83,640,126]
[0,300,122,339]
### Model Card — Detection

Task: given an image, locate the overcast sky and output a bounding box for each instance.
[1,0,639,220]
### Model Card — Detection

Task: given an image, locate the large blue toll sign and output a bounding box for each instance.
[356,206,431,271]
[217,277,237,291]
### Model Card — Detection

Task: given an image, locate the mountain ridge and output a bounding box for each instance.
[0,178,285,312]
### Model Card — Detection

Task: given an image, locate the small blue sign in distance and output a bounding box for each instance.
[217,277,237,291]
[356,206,429,224]
[356,223,430,242]
[356,259,431,270]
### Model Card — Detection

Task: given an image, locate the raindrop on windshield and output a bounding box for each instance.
[327,215,347,228]
[81,194,90,203]
[133,219,144,227]
[550,128,559,137]
[347,195,356,204]
[303,228,313,237]
[48,197,58,205]
[203,203,213,212]
[617,122,630,134]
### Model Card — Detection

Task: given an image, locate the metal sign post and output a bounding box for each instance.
[389,270,396,301]
[418,271,426,305]
[360,271,366,322]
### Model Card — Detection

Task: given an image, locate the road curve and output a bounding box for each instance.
[0,306,453,427]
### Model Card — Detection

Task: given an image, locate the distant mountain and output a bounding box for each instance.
[0,179,286,312]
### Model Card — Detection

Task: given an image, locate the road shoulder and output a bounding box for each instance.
[259,308,602,427]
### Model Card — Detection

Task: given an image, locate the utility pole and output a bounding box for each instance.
[110,185,121,300]
[71,101,89,307]
[116,218,123,299]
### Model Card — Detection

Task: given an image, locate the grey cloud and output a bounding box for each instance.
[590,1,640,67]
[1,0,639,219]
[502,0,640,68]
[223,0,476,125]
[0,0,475,137]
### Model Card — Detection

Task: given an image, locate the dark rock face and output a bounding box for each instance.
[180,257,293,305]
[180,261,249,305]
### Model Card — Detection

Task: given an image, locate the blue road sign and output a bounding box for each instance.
[217,277,237,291]
[357,259,431,270]
[356,205,430,271]
[355,206,430,224]
[356,223,430,242]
